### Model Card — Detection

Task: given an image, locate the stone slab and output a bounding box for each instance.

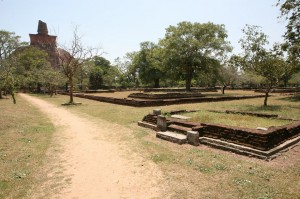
[153,109,161,115]
[156,131,187,145]
[187,131,199,146]
[171,115,191,120]
[199,135,300,160]
[138,121,157,131]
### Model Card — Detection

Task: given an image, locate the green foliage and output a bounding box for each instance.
[159,21,232,90]
[131,41,165,88]
[88,64,103,89]
[114,54,140,88]
[278,0,300,62]
[0,30,23,103]
[239,25,286,106]
[88,56,120,89]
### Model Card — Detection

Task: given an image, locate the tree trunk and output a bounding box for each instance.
[37,83,42,93]
[264,86,272,106]
[284,76,288,88]
[69,77,74,104]
[49,85,54,97]
[222,84,227,95]
[264,92,269,106]
[0,88,2,99]
[11,90,16,104]
[185,72,192,91]
[154,79,160,88]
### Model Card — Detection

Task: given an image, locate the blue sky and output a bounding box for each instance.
[1,0,286,63]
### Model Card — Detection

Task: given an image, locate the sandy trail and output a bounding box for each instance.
[20,94,163,199]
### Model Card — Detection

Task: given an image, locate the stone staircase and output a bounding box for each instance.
[142,114,157,125]
[167,124,192,135]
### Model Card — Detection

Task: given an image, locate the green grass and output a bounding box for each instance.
[182,110,292,129]
[35,91,300,198]
[0,96,55,199]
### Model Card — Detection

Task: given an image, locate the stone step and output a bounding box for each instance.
[143,119,157,124]
[156,131,187,145]
[138,121,157,131]
[168,124,192,135]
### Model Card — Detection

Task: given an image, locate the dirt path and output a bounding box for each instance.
[20,94,164,199]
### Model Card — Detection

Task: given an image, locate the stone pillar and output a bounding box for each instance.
[187,131,199,146]
[157,115,167,132]
[153,109,161,115]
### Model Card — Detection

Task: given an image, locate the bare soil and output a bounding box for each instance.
[20,93,165,199]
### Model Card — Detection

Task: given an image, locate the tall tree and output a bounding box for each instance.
[277,0,300,61]
[58,27,97,104]
[0,30,22,103]
[132,42,164,88]
[239,25,286,106]
[14,46,51,92]
[277,0,300,86]
[114,53,139,88]
[159,21,232,91]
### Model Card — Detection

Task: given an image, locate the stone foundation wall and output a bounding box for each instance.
[58,92,265,107]
[140,114,300,151]
[254,88,300,93]
[199,122,300,151]
[143,88,218,92]
[128,92,204,99]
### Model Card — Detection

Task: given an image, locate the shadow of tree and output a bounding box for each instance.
[279,94,300,102]
[242,105,283,112]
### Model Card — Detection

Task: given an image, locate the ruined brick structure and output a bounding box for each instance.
[29,20,60,68]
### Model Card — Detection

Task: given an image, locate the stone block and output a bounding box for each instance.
[153,109,161,115]
[156,131,187,145]
[171,115,191,120]
[187,131,199,146]
[157,115,167,131]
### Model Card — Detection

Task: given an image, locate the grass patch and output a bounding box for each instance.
[35,91,300,198]
[0,95,55,199]
[183,110,291,128]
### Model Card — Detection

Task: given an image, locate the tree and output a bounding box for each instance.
[277,0,300,81]
[132,42,164,88]
[239,25,286,106]
[14,46,51,92]
[88,56,120,89]
[0,30,22,103]
[88,64,103,89]
[114,53,140,88]
[58,27,97,104]
[277,0,300,61]
[159,21,232,91]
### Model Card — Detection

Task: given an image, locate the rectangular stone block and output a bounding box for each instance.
[157,115,167,132]
[156,131,187,145]
[187,131,199,146]
[153,109,161,115]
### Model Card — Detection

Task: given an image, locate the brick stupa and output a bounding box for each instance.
[29,20,59,68]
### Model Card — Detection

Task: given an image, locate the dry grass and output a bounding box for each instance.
[0,96,55,199]
[85,90,259,98]
[34,92,300,198]
[184,111,292,129]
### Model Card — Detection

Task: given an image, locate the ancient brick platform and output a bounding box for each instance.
[58,92,265,107]
[138,112,300,160]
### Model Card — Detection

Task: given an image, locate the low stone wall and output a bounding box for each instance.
[84,90,114,93]
[140,113,300,152]
[255,88,300,93]
[143,88,218,93]
[128,92,204,99]
[199,122,300,151]
[58,92,265,107]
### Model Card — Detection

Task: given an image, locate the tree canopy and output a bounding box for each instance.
[159,21,232,90]
[239,25,286,106]
[0,30,23,103]
[131,41,164,88]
